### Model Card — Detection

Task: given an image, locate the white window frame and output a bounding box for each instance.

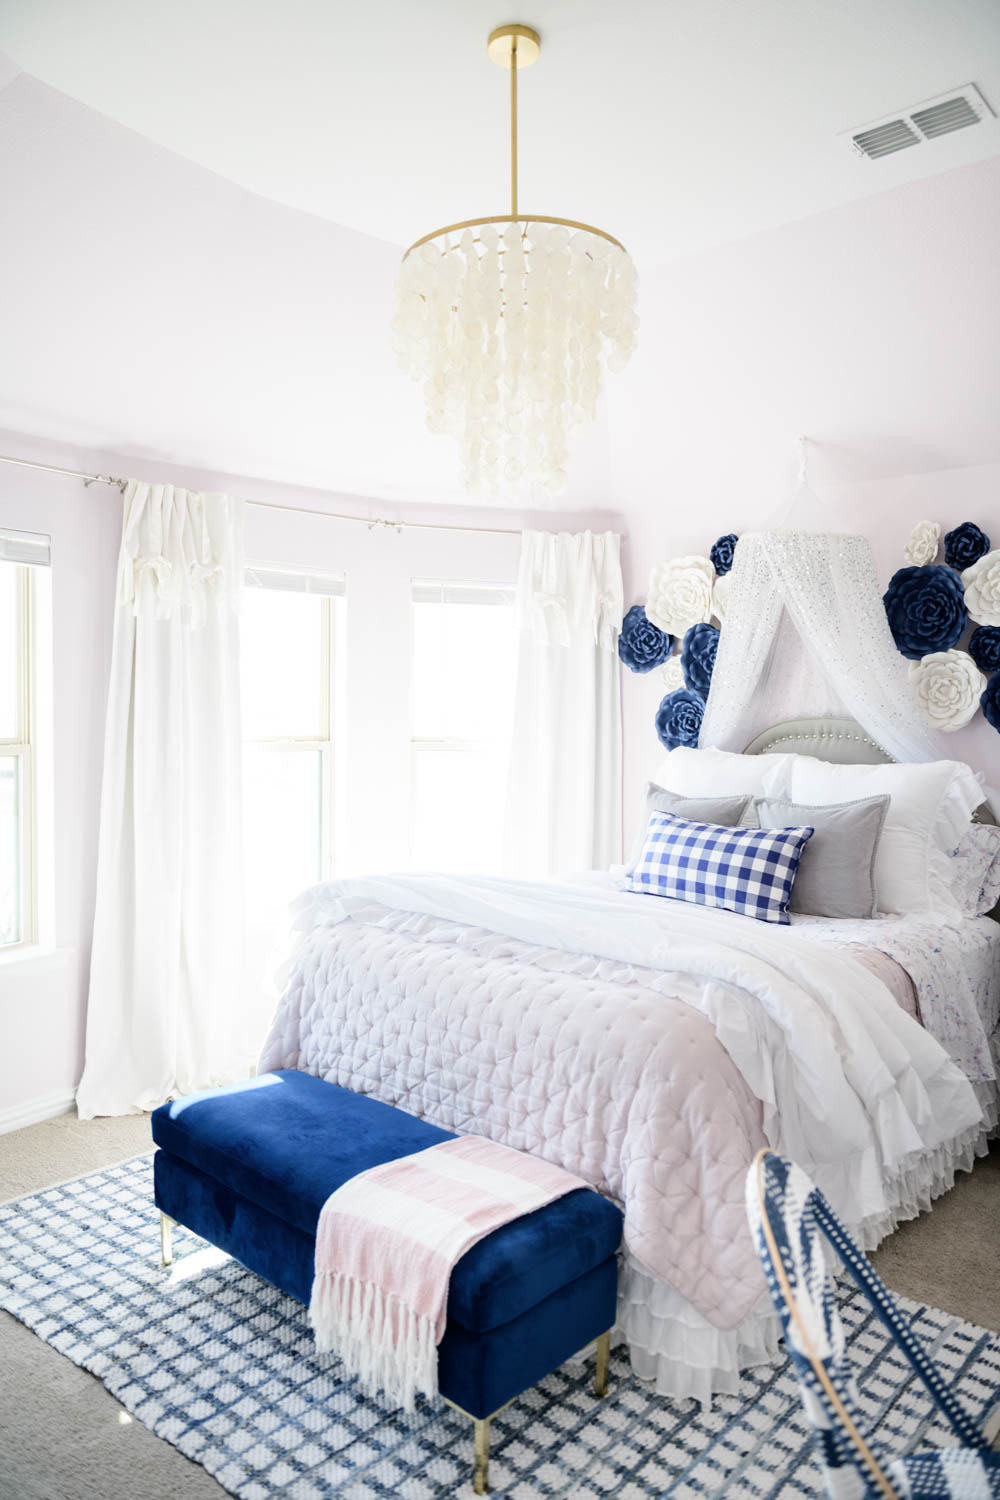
[1,563,36,951]
[408,578,516,866]
[242,566,346,882]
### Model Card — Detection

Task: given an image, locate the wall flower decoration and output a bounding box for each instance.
[944,521,991,571]
[902,520,940,567]
[982,673,1000,735]
[659,654,684,691]
[962,550,1000,627]
[969,625,1000,676]
[680,622,719,698]
[883,564,968,660]
[709,533,738,576]
[908,650,986,732]
[646,555,715,636]
[617,605,674,674]
[655,688,705,750]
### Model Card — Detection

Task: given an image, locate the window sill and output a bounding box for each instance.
[0,944,72,976]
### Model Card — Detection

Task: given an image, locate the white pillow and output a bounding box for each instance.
[761,757,983,916]
[657,746,794,799]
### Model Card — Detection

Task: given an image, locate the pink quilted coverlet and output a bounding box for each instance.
[261,901,925,1332]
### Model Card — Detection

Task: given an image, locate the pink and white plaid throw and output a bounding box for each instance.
[309,1135,588,1409]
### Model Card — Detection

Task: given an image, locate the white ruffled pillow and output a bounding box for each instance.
[761,757,984,917]
[947,824,1000,917]
[656,746,794,799]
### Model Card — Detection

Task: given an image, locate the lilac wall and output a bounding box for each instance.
[611,156,1000,840]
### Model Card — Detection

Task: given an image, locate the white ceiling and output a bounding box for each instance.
[2,0,999,267]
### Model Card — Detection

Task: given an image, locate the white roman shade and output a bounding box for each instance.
[245,565,345,597]
[0,527,50,566]
[411,580,515,606]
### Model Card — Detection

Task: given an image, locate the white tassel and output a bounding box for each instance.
[309,1272,439,1411]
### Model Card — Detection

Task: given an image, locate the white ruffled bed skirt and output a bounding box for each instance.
[613,1081,999,1408]
[614,1255,780,1408]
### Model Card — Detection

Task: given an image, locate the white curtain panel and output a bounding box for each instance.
[504,530,623,877]
[702,530,959,763]
[76,482,245,1119]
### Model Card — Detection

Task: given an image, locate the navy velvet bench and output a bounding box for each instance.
[151,1069,623,1493]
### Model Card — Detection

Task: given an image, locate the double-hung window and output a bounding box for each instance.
[240,567,345,930]
[0,529,50,951]
[410,579,517,873]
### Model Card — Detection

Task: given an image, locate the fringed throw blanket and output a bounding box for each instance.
[309,1135,587,1410]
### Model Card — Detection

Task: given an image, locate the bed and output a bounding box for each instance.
[259,718,1000,1405]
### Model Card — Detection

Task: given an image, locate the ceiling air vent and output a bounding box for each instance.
[844,84,994,160]
[852,119,920,159]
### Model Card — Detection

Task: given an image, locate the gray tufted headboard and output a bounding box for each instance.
[744,717,894,767]
[744,715,999,919]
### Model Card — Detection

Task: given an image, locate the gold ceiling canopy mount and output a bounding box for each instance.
[486,24,541,69]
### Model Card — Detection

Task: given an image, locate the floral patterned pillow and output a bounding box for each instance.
[948,824,1000,917]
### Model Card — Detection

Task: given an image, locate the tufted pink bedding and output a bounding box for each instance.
[259,886,962,1338]
[848,945,920,1023]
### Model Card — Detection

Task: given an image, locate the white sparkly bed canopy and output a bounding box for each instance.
[701,530,958,764]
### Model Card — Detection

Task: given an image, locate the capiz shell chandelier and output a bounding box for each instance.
[393,23,638,496]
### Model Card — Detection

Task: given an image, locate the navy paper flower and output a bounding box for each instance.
[681,622,719,698]
[883,565,968,660]
[944,521,991,571]
[710,533,738,576]
[982,674,1000,734]
[618,605,674,673]
[655,688,705,750]
[969,626,1000,676]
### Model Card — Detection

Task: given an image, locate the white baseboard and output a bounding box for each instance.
[0,1088,76,1136]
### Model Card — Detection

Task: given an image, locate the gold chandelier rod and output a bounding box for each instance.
[401,22,627,262]
[510,28,519,217]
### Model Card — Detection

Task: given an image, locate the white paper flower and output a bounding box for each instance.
[908,650,986,731]
[711,572,730,624]
[963,549,1000,627]
[646,555,715,636]
[659,654,685,691]
[903,520,940,566]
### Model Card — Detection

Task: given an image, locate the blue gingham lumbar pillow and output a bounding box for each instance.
[625,812,815,924]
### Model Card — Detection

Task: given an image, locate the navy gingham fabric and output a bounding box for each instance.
[625,812,814,924]
[747,1151,1000,1500]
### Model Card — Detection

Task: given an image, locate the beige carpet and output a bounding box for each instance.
[1,1112,998,1500]
[0,1111,227,1500]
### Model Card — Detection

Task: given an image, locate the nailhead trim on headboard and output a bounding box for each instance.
[745,722,896,763]
[761,729,893,758]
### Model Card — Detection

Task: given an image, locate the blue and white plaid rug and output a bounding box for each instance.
[2,1155,999,1499]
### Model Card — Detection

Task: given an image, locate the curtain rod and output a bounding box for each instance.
[0,451,528,537]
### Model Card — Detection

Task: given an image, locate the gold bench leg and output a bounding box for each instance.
[473,1416,490,1494]
[595,1329,611,1397]
[160,1212,174,1267]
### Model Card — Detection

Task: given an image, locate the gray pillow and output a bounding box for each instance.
[625,784,754,876]
[753,794,890,919]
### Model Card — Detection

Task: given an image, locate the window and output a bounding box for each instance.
[0,529,50,951]
[240,568,345,930]
[410,580,517,872]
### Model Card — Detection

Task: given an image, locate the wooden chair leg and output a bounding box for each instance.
[595,1329,611,1397]
[473,1415,490,1494]
[160,1212,174,1267]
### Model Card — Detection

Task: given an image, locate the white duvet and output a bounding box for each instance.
[259,873,983,1396]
